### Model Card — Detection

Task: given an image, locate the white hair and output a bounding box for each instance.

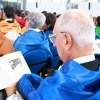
[57,9,95,47]
[26,12,46,29]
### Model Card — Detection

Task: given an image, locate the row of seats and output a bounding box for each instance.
[24,49,62,77]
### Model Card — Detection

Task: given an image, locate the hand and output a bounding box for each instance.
[5,82,17,96]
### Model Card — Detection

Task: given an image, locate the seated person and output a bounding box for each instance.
[15,10,26,28]
[0,33,14,100]
[0,9,3,21]
[25,11,30,18]
[41,13,57,55]
[13,12,53,59]
[95,16,100,39]
[41,13,61,69]
[6,9,100,100]
[0,5,22,35]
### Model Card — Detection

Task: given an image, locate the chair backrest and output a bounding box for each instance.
[23,49,48,74]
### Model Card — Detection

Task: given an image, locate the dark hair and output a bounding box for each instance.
[4,5,15,18]
[44,13,56,31]
[56,14,61,18]
[53,12,56,16]
[15,10,22,17]
[41,11,47,14]
[96,16,100,26]
[22,12,25,18]
[25,11,29,16]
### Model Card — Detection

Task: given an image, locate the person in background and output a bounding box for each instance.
[0,5,22,35]
[0,8,14,55]
[25,10,30,18]
[21,11,30,34]
[53,12,57,16]
[95,16,100,39]
[41,13,61,69]
[13,12,53,59]
[41,11,47,15]
[5,9,100,100]
[0,9,3,21]
[93,16,96,26]
[56,14,61,18]
[22,12,25,19]
[41,13,57,53]
[15,10,26,28]
[0,8,15,100]
[0,33,15,100]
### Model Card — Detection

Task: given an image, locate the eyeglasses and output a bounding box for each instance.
[49,32,66,43]
[48,33,60,43]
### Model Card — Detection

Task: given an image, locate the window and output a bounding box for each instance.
[27,0,33,2]
[62,0,67,2]
[71,0,86,2]
[53,0,60,2]
[41,0,52,2]
[34,0,40,2]
[88,0,98,2]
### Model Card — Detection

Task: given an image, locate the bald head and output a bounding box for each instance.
[54,9,95,47]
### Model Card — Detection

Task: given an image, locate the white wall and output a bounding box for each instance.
[77,2,100,17]
[21,2,100,17]
[24,2,66,15]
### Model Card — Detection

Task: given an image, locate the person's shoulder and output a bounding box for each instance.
[0,20,9,26]
[13,20,20,26]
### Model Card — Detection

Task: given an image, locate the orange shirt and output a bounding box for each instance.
[0,20,22,35]
[0,33,14,56]
[21,26,27,34]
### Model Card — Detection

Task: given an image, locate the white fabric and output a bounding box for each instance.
[59,54,95,70]
[6,94,23,100]
[5,18,13,22]
[29,28,40,32]
[73,54,95,64]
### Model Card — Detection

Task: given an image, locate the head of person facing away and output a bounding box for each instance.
[52,9,95,63]
[25,11,30,17]
[15,10,26,28]
[3,5,15,20]
[96,16,100,26]
[40,13,56,31]
[15,10,22,18]
[25,12,46,31]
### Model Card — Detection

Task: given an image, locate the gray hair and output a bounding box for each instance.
[57,9,95,47]
[26,12,46,29]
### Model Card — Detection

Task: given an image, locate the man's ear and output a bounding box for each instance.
[65,34,72,51]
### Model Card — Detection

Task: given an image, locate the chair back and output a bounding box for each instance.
[23,49,48,74]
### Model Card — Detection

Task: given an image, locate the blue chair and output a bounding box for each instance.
[23,49,49,74]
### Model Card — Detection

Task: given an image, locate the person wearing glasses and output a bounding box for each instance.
[5,9,100,100]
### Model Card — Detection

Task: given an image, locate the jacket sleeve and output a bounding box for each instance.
[16,74,43,99]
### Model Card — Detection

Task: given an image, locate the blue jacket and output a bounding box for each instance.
[17,58,100,100]
[13,30,53,59]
